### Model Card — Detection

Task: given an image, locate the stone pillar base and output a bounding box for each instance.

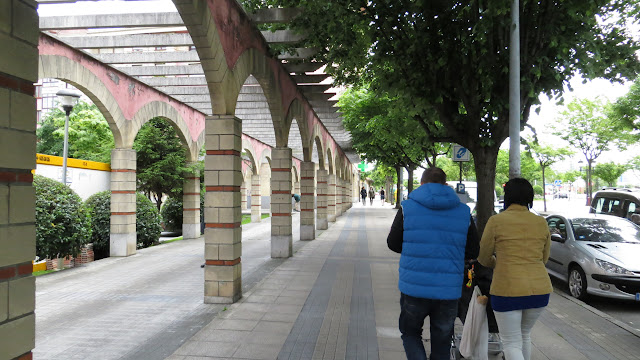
[301,224,315,241]
[317,218,328,230]
[205,294,242,304]
[183,223,200,239]
[251,212,261,223]
[271,235,292,258]
[328,214,336,223]
[110,233,136,257]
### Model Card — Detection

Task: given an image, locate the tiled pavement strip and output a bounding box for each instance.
[34,203,640,360]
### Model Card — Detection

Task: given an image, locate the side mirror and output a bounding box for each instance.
[551,233,566,243]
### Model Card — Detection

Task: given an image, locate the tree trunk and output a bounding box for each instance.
[154,192,162,212]
[541,166,547,212]
[407,167,414,194]
[395,165,403,209]
[471,146,499,236]
[587,160,593,206]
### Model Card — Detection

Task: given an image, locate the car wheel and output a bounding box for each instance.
[568,266,588,300]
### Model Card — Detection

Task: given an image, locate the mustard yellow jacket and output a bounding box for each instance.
[478,204,553,297]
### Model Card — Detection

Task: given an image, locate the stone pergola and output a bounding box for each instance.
[0,1,365,358]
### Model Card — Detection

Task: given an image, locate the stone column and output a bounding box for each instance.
[316,169,328,230]
[251,174,261,222]
[203,115,242,304]
[347,180,352,209]
[300,161,316,240]
[327,174,337,222]
[182,166,200,239]
[240,180,247,210]
[270,148,293,258]
[337,179,344,217]
[110,149,137,257]
[0,2,38,356]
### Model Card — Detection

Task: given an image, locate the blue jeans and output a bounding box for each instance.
[399,293,458,360]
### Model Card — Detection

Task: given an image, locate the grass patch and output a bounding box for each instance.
[262,213,270,219]
[33,269,57,276]
[241,213,270,225]
[163,236,183,244]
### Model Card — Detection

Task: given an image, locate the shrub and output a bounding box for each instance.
[34,175,91,260]
[85,191,163,258]
[161,197,183,232]
[533,184,543,196]
[495,185,504,197]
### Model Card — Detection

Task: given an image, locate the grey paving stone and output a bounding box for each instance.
[232,343,283,359]
[173,341,239,357]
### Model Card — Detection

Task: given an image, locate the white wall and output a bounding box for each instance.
[36,164,110,200]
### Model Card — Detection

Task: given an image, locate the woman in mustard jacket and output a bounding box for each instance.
[478,178,552,360]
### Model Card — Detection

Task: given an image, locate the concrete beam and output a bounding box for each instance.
[40,12,185,30]
[117,64,204,76]
[304,92,337,102]
[292,74,330,84]
[250,8,302,24]
[94,51,199,64]
[261,30,305,44]
[278,48,319,60]
[283,62,325,73]
[139,76,206,86]
[57,33,194,49]
[309,100,338,108]
[299,84,332,93]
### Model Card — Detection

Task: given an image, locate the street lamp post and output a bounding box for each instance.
[56,89,81,185]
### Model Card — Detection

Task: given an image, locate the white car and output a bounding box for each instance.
[545,214,640,301]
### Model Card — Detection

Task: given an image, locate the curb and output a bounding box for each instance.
[554,289,640,338]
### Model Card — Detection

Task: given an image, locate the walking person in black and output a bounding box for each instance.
[360,186,367,205]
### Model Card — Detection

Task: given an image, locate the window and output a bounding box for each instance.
[594,197,621,216]
[547,217,567,240]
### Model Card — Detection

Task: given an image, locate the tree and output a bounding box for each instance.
[593,162,628,187]
[133,117,191,211]
[610,79,640,134]
[525,139,572,211]
[36,101,114,163]
[249,0,640,233]
[553,98,631,205]
[495,150,541,189]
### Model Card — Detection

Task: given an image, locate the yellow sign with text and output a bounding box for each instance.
[36,154,111,172]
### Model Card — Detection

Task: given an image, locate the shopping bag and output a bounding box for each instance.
[459,286,489,360]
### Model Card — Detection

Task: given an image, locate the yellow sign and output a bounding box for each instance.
[36,154,111,172]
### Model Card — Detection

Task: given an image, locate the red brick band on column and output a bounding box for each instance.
[206,186,240,192]
[301,209,314,212]
[301,193,314,196]
[112,190,135,194]
[184,192,200,196]
[0,262,34,280]
[271,168,291,172]
[183,208,199,211]
[272,190,290,194]
[0,71,35,96]
[205,258,241,266]
[112,169,136,173]
[317,181,327,184]
[0,170,33,184]
[317,194,327,196]
[301,177,314,180]
[205,222,241,228]
[272,213,292,216]
[317,206,327,209]
[111,212,135,216]
[251,204,261,207]
[206,150,241,156]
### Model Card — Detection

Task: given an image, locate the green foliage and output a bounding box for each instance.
[362,163,397,189]
[436,156,476,183]
[36,101,114,163]
[136,193,162,249]
[495,150,541,186]
[134,117,190,211]
[34,175,91,260]
[160,197,183,232]
[85,191,111,259]
[593,162,628,187]
[85,191,163,257]
[533,184,544,196]
[495,185,504,198]
[610,79,640,134]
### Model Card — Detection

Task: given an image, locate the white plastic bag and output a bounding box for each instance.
[459,286,489,360]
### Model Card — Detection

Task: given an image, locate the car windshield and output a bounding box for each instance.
[571,217,640,243]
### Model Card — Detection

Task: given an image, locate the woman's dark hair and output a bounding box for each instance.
[503,178,534,210]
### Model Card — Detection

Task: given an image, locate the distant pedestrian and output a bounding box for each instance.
[478,178,552,360]
[380,189,385,205]
[387,167,478,360]
[291,193,300,212]
[368,187,375,205]
[360,186,367,205]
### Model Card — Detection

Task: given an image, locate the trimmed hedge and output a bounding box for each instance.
[160,192,205,233]
[85,191,163,259]
[533,184,544,196]
[34,175,91,260]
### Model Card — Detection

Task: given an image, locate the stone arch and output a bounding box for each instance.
[310,123,326,169]
[241,138,259,175]
[285,98,310,161]
[39,54,125,148]
[130,101,202,162]
[326,148,334,175]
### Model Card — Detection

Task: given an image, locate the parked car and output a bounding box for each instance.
[590,188,640,225]
[554,191,569,199]
[545,213,640,300]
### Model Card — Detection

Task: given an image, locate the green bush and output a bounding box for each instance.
[495,185,504,197]
[34,175,91,260]
[161,197,183,232]
[533,184,543,196]
[85,191,163,258]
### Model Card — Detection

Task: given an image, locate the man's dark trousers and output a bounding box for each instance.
[399,293,457,360]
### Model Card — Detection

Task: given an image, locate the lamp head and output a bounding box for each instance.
[56,89,81,108]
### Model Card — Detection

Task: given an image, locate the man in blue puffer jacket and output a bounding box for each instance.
[387,167,479,360]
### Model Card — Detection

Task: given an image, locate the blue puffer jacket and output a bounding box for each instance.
[399,183,470,300]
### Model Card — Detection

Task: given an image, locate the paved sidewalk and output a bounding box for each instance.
[33,203,640,360]
[167,203,640,360]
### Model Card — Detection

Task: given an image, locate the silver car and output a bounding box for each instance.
[545,214,640,301]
